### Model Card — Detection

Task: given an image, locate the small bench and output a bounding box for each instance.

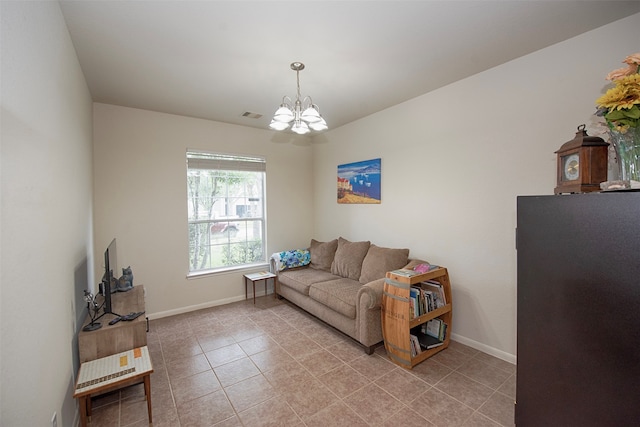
[73,346,154,426]
[244,271,277,304]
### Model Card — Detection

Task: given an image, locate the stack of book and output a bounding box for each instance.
[409,318,448,356]
[409,280,446,319]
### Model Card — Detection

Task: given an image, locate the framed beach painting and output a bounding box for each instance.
[337,158,381,204]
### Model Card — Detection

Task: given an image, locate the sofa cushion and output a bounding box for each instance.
[278,268,338,296]
[309,278,361,319]
[309,239,338,271]
[359,244,410,284]
[331,237,371,280]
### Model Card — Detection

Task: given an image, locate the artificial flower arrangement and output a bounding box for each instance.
[595,52,640,133]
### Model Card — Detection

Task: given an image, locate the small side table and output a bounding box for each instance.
[244,271,277,304]
[74,346,154,427]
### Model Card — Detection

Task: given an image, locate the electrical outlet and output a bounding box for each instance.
[51,412,57,427]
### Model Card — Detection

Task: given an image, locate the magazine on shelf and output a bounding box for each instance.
[390,269,422,277]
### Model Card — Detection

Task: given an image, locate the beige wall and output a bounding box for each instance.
[92,103,314,317]
[1,2,93,426]
[311,12,640,362]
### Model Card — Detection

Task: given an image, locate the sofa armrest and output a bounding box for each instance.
[357,278,385,310]
[355,278,386,348]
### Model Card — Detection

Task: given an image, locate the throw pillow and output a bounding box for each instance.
[309,239,339,271]
[331,237,371,281]
[359,244,410,284]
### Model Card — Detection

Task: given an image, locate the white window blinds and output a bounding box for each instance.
[186,152,266,172]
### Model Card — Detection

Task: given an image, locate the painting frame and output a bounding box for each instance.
[337,158,381,204]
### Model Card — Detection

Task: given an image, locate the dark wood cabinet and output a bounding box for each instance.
[516,193,640,426]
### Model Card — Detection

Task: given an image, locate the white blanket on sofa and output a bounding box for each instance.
[270,249,311,272]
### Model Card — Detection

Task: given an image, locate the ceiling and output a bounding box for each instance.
[59,1,640,133]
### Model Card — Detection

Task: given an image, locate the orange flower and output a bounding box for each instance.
[623,53,640,66]
[606,65,637,81]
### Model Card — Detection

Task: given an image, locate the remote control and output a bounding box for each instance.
[122,311,145,321]
[109,316,122,325]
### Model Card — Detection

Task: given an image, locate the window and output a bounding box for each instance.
[186,151,266,274]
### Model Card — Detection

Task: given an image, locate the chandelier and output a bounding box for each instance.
[269,62,328,134]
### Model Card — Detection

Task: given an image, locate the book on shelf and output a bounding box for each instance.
[410,286,423,318]
[409,288,420,319]
[410,334,422,357]
[421,280,446,306]
[409,284,444,319]
[390,269,422,277]
[416,332,444,350]
[424,318,441,338]
[423,318,447,341]
[424,290,434,312]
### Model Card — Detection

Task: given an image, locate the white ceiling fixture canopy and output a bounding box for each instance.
[270,62,328,135]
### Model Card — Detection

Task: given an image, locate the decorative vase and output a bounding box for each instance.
[609,126,640,182]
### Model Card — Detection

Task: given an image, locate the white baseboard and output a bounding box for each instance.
[147,290,272,320]
[451,333,517,365]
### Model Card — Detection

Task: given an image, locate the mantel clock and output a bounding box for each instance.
[554,125,608,194]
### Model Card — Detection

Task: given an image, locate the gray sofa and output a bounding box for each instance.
[271,237,425,354]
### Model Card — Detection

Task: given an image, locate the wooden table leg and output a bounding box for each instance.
[253,280,256,304]
[274,276,278,299]
[144,374,153,423]
[79,396,88,427]
[245,277,248,300]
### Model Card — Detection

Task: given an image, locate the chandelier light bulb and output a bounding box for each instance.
[291,121,310,135]
[309,119,328,131]
[273,104,294,123]
[301,105,322,123]
[269,120,290,130]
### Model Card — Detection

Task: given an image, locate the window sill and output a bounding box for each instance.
[187,262,270,280]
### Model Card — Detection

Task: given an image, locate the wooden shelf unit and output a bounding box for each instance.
[78,285,147,363]
[381,268,452,369]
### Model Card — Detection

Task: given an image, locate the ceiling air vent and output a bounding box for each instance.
[241,111,263,119]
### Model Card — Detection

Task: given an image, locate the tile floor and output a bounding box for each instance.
[87,295,516,426]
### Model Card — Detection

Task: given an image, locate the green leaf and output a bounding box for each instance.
[606,110,628,120]
[623,105,640,119]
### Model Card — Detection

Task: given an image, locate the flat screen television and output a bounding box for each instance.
[101,238,119,315]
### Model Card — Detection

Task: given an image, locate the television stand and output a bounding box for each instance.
[78,285,147,363]
[93,306,122,323]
